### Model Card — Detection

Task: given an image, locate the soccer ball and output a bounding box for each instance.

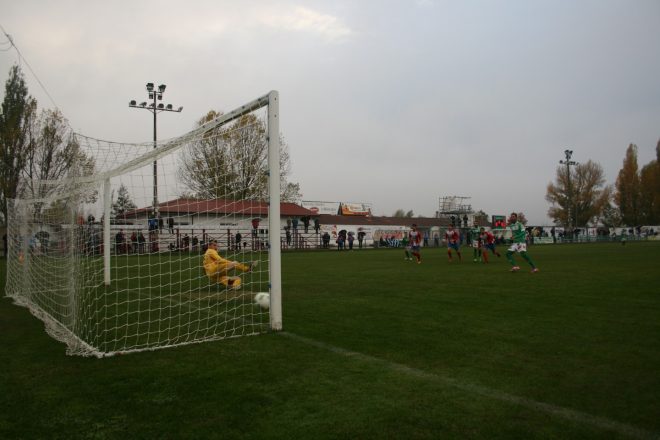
[254,292,270,309]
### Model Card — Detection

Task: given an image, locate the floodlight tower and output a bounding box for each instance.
[128,83,183,217]
[559,149,579,231]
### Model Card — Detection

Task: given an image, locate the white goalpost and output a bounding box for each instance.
[5,91,282,357]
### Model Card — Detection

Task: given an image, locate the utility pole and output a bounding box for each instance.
[560,149,578,235]
[128,83,183,219]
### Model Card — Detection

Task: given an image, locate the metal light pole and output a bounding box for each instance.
[560,149,578,234]
[129,83,182,218]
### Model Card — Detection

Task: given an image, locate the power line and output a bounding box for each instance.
[0,23,66,118]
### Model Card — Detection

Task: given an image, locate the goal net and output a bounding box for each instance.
[5,91,282,357]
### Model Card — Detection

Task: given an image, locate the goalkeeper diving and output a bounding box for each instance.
[203,239,258,289]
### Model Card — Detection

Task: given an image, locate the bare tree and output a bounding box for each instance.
[23,109,95,200]
[178,111,301,202]
[547,160,611,227]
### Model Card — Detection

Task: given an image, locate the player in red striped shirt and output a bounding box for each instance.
[408,224,423,264]
[479,227,501,263]
[444,225,462,262]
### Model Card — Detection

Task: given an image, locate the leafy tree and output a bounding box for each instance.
[178,111,300,202]
[615,144,642,226]
[639,140,660,224]
[111,183,137,218]
[547,160,611,227]
[0,65,37,224]
[405,210,414,218]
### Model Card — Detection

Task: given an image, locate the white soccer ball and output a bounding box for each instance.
[254,292,270,309]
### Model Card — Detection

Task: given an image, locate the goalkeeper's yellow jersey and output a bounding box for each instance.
[203,248,230,276]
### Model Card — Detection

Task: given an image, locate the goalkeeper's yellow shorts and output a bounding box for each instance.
[207,274,241,289]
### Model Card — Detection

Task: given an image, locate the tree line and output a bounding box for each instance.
[546,142,660,228]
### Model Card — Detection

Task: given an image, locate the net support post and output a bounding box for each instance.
[103,178,111,286]
[267,90,282,331]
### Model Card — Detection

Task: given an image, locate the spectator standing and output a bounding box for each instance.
[357,231,365,248]
[131,231,138,254]
[251,218,260,250]
[337,230,346,251]
[115,230,125,254]
[138,231,146,254]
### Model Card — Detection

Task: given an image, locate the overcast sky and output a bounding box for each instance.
[1,0,659,224]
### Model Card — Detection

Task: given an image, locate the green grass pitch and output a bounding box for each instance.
[1,242,659,439]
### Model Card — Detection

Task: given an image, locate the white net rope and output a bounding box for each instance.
[5,94,276,357]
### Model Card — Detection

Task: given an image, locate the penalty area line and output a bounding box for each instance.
[279,332,658,440]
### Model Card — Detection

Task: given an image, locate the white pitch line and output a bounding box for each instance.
[279,331,659,440]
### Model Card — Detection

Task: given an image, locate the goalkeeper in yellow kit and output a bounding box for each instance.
[203,239,257,289]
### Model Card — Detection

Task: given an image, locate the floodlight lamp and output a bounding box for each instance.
[178,106,183,112]
[166,104,173,110]
[157,93,163,100]
[149,93,153,100]
[158,84,166,93]
[149,103,155,108]
[140,102,147,107]
[146,82,154,92]
[157,103,164,109]
[129,100,137,106]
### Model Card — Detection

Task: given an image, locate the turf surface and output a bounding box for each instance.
[1,241,659,439]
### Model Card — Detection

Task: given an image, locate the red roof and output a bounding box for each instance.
[119,198,315,219]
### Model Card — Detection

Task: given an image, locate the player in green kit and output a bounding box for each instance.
[470,223,482,262]
[506,212,539,273]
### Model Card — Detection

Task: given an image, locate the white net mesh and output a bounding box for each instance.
[5,92,280,357]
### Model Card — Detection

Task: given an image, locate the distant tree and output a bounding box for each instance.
[474,209,488,224]
[281,182,302,204]
[547,160,611,227]
[615,144,642,226]
[392,209,405,217]
[0,65,37,224]
[516,212,528,226]
[600,203,622,228]
[639,140,660,224]
[405,210,414,218]
[178,111,300,202]
[111,183,137,218]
